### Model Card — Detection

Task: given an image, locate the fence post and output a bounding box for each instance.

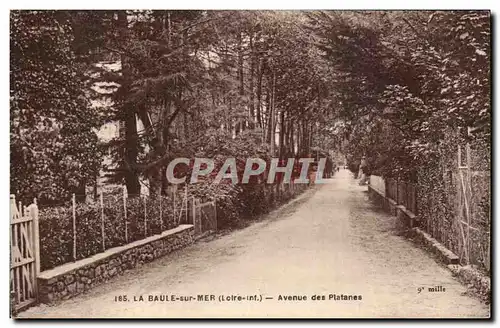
[173,190,177,219]
[405,182,408,207]
[214,197,218,232]
[10,194,15,221]
[385,178,389,199]
[18,198,22,217]
[192,197,196,231]
[72,193,77,261]
[184,185,188,224]
[143,196,147,238]
[159,195,163,232]
[100,192,105,252]
[403,181,407,208]
[414,183,417,214]
[396,179,399,205]
[32,198,40,298]
[123,186,128,243]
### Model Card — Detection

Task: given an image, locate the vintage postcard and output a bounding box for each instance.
[10,9,491,319]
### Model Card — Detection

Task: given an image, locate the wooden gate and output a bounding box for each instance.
[10,195,40,312]
[193,199,217,236]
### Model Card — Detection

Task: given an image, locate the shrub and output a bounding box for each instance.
[39,205,73,271]
[145,196,175,235]
[38,193,179,271]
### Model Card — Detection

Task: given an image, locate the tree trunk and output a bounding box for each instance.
[249,33,255,129]
[118,11,141,196]
[288,120,294,155]
[279,111,285,159]
[124,110,141,196]
[301,121,308,156]
[269,71,276,156]
[265,82,271,143]
[256,58,263,128]
[75,179,86,203]
[237,31,244,134]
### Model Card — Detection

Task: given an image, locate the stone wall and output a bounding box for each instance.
[38,225,194,304]
[367,186,385,206]
[368,185,396,215]
[368,184,414,227]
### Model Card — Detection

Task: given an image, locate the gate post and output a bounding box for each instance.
[192,197,196,228]
[396,178,399,205]
[31,198,40,299]
[214,198,217,232]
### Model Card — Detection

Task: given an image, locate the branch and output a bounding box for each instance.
[179,17,217,34]
[401,17,432,48]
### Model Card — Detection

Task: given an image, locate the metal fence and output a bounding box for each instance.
[193,199,217,236]
[37,186,192,271]
[386,178,398,203]
[385,178,417,215]
[397,180,418,215]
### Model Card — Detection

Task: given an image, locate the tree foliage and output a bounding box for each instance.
[11,10,103,204]
[307,10,490,178]
[11,10,490,203]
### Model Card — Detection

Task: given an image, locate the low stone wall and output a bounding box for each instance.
[367,185,385,204]
[412,227,459,265]
[368,185,397,216]
[387,198,399,216]
[37,225,194,304]
[368,185,415,228]
[396,205,417,228]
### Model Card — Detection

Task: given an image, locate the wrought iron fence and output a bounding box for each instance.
[384,178,417,215]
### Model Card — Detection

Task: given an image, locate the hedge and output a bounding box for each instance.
[39,194,177,271]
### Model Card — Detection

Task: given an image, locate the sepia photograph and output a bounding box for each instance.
[9,8,491,319]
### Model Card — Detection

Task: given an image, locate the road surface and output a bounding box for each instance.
[19,169,490,318]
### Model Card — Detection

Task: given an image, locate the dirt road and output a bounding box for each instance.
[19,169,490,318]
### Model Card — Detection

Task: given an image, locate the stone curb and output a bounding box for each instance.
[411,227,460,265]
